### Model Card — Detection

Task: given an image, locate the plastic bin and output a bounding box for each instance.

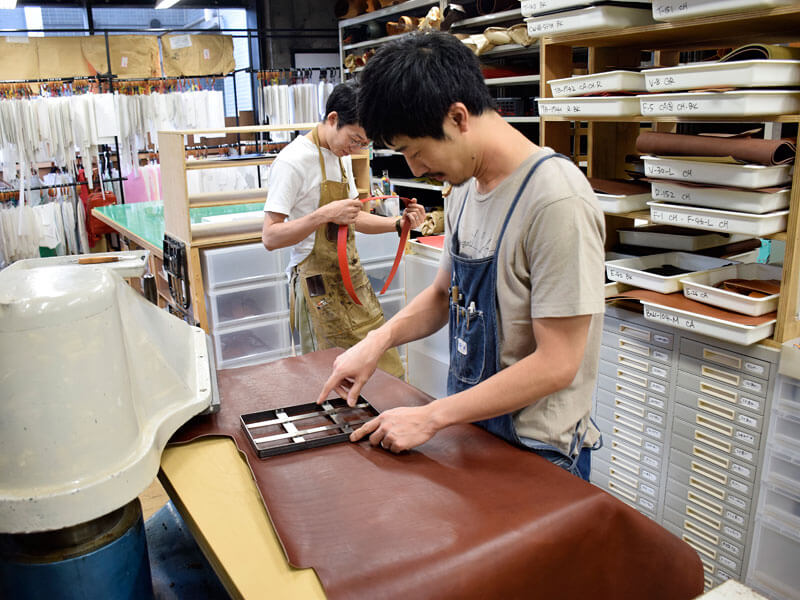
[206,279,289,329]
[679,263,783,317]
[643,60,800,92]
[201,243,286,290]
[363,258,404,295]
[641,156,793,189]
[213,316,292,367]
[549,70,647,98]
[407,347,448,400]
[355,231,399,263]
[379,291,403,321]
[648,202,790,237]
[605,252,735,294]
[747,513,800,600]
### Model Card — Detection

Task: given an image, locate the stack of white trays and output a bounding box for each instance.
[201,243,293,369]
[643,156,792,237]
[652,0,797,22]
[539,70,646,118]
[522,0,654,38]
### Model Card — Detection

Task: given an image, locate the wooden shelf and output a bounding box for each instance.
[185,157,275,170]
[541,115,800,123]
[451,8,522,29]
[543,5,800,50]
[338,0,437,28]
[485,75,540,86]
[188,188,268,207]
[605,210,651,221]
[504,116,540,124]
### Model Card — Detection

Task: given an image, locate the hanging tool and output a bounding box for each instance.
[337,195,413,305]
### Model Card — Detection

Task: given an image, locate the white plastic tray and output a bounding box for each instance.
[605,251,734,293]
[679,263,783,316]
[652,0,797,22]
[642,156,793,189]
[618,225,742,251]
[648,201,790,236]
[525,6,654,37]
[549,70,647,97]
[639,91,800,118]
[538,96,641,117]
[596,191,651,214]
[643,60,800,92]
[649,180,791,214]
[522,0,652,18]
[640,301,775,345]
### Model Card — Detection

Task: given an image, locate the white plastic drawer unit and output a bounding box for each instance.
[407,347,448,401]
[213,317,292,366]
[355,231,401,263]
[747,513,800,600]
[201,243,287,290]
[206,280,289,329]
[363,258,404,295]
[379,292,403,321]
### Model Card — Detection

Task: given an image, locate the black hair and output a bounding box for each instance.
[324,79,360,128]
[358,32,495,146]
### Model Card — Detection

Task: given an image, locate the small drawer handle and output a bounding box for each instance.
[608,466,637,489]
[608,480,637,503]
[696,414,734,438]
[619,324,650,342]
[613,426,642,447]
[688,490,723,516]
[695,429,732,454]
[612,439,640,461]
[691,459,727,486]
[617,368,648,388]
[700,382,737,404]
[614,411,644,433]
[690,475,725,501]
[700,559,715,576]
[619,353,649,373]
[684,519,719,546]
[697,398,736,422]
[687,505,721,531]
[616,383,645,402]
[703,348,742,370]
[693,444,729,470]
[614,397,645,418]
[702,364,740,387]
[611,453,639,475]
[619,338,650,357]
[683,534,716,561]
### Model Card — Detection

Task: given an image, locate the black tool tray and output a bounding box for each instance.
[241,397,378,458]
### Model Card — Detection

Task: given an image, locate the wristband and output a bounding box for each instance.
[394,218,403,237]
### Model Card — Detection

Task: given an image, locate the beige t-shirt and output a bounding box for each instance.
[440,148,606,455]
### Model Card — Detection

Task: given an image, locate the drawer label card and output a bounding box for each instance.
[645,426,662,439]
[644,441,660,455]
[652,350,669,362]
[737,414,757,428]
[642,469,658,483]
[729,479,749,495]
[607,267,634,282]
[731,463,751,478]
[718,555,737,571]
[744,362,765,375]
[725,510,744,526]
[651,365,668,378]
[739,397,760,411]
[649,397,665,409]
[649,206,731,231]
[728,494,746,510]
[733,446,753,461]
[639,482,656,497]
[742,379,762,393]
[723,526,742,541]
[639,497,656,511]
[653,334,671,346]
[650,381,666,394]
[643,455,658,468]
[734,431,755,446]
[720,540,739,556]
[647,412,664,425]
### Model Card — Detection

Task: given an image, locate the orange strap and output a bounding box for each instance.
[338,196,412,306]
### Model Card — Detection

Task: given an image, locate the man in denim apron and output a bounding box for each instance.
[317,34,605,481]
[263,81,425,377]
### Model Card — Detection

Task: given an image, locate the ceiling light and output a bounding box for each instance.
[155,0,181,9]
[0,0,18,10]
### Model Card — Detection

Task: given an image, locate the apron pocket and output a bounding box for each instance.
[449,305,486,386]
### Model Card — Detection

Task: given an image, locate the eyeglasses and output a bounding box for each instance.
[348,135,370,150]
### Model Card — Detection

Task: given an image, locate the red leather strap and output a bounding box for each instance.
[337,196,412,305]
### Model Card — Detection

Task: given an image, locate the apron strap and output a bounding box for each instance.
[312,125,349,192]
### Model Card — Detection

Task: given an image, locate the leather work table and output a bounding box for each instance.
[160,349,704,600]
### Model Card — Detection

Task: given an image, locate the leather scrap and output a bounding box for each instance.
[636,131,796,166]
[170,349,704,600]
[588,177,651,196]
[719,43,800,62]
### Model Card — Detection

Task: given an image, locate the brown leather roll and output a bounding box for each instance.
[476,0,518,15]
[171,349,704,600]
[636,131,797,166]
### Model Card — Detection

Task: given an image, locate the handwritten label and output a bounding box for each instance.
[728,494,746,510]
[539,102,583,115]
[643,455,658,468]
[744,362,765,375]
[652,349,669,362]
[650,206,731,232]
[731,462,751,478]
[653,333,672,346]
[649,397,665,409]
[720,540,739,556]
[639,497,656,511]
[642,469,658,483]
[641,98,705,115]
[645,441,660,455]
[653,0,692,18]
[725,510,744,526]
[685,288,709,299]
[607,267,634,282]
[639,482,656,497]
[650,381,666,394]
[742,379,762,393]
[729,479,749,494]
[647,412,664,426]
[739,396,760,411]
[645,74,678,90]
[120,56,128,68]
[645,426,662,440]
[552,78,612,97]
[718,555,737,571]
[651,365,667,379]
[203,48,210,60]
[527,18,566,35]
[170,34,193,49]
[644,306,698,330]
[724,525,742,540]
[738,414,757,428]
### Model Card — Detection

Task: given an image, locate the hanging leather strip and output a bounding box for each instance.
[169,349,704,600]
[337,195,411,305]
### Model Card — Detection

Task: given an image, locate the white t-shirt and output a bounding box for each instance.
[264,134,358,271]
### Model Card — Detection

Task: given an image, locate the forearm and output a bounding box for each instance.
[354,211,396,234]
[262,209,329,250]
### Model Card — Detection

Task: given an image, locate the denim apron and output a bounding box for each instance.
[446,152,599,481]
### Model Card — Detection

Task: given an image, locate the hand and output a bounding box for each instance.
[350,405,439,452]
[317,332,387,406]
[401,198,425,230]
[324,198,362,225]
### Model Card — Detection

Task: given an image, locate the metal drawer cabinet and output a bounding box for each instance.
[597,372,668,414]
[595,444,663,495]
[599,359,670,398]
[666,486,750,544]
[600,346,672,384]
[668,453,755,516]
[675,386,765,435]
[671,416,759,477]
[663,503,746,574]
[603,310,675,350]
[597,402,667,445]
[678,371,766,416]
[680,338,772,381]
[662,520,734,592]
[591,454,659,519]
[680,354,770,400]
[601,329,674,366]
[674,402,762,453]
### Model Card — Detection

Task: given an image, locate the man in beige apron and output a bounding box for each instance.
[262,81,424,378]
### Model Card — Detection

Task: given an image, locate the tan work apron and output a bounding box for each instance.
[293,127,404,378]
